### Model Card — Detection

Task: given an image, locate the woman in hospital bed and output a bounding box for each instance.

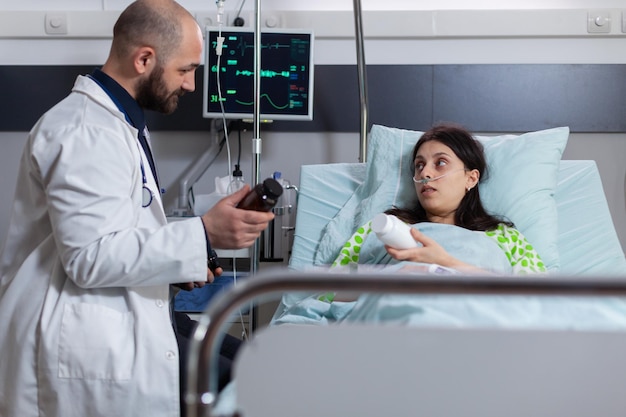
[214,125,625,414]
[273,124,547,324]
[330,123,545,278]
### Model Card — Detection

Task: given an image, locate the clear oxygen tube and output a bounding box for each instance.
[413,169,466,185]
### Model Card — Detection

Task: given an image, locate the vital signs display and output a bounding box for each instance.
[203,27,314,121]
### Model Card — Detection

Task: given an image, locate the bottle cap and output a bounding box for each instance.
[262,178,284,199]
[273,171,282,180]
[371,213,392,235]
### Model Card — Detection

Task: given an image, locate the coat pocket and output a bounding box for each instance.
[58,303,135,380]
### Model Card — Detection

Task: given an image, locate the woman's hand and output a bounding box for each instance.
[385,227,483,273]
[385,227,453,265]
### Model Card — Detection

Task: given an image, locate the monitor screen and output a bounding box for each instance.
[203,27,314,121]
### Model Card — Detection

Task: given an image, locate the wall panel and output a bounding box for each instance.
[2,64,625,133]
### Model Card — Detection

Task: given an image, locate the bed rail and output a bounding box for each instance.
[185,270,626,417]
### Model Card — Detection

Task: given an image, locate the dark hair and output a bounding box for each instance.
[386,124,513,231]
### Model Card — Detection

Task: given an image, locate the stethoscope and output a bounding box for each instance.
[88,74,158,209]
[139,151,154,208]
[136,126,156,208]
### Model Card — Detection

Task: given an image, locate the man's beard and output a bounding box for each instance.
[135,66,185,114]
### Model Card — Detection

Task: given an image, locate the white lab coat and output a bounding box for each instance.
[0,75,207,417]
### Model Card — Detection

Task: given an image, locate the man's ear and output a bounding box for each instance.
[133,47,156,75]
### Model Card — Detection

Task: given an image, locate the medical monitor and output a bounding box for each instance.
[203,27,314,121]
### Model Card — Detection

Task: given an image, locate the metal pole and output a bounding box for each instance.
[250,0,262,278]
[353,0,369,163]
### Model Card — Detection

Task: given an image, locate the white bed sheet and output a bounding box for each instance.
[555,160,625,274]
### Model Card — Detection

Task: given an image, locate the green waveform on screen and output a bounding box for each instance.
[235,93,305,111]
[235,70,291,78]
[210,65,291,79]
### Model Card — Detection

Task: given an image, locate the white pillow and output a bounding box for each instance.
[315,124,569,272]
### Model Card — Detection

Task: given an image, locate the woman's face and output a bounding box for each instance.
[413,140,479,224]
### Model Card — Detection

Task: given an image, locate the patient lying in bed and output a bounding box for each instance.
[273,124,547,321]
[332,123,545,277]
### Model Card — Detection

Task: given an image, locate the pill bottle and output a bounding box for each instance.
[236,178,283,212]
[371,213,418,249]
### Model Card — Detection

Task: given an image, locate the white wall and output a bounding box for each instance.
[0,0,625,254]
[1,0,626,10]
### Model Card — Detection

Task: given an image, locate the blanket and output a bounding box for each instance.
[213,222,626,415]
[357,222,512,273]
[272,223,512,325]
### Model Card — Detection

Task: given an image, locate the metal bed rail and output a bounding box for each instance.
[185,269,626,417]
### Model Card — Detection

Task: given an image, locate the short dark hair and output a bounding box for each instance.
[111,0,188,65]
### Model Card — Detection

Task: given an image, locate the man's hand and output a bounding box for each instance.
[174,264,223,291]
[201,185,274,249]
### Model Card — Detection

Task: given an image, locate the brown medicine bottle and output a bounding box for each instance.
[236,178,283,212]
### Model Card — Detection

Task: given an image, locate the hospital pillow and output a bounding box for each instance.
[314,124,569,272]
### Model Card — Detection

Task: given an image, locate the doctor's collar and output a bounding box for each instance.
[90,68,146,131]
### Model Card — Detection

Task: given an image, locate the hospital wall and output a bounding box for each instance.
[0,0,625,256]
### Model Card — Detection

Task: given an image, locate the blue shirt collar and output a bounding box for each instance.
[90,68,146,131]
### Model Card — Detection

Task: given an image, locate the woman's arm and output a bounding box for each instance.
[331,221,373,268]
[484,224,546,274]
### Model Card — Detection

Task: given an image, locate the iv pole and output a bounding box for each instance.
[247,0,262,331]
[353,0,369,163]
[249,0,368,275]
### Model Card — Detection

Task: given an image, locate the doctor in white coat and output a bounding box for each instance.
[0,1,273,416]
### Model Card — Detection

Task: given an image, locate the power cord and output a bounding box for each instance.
[214,3,232,185]
[233,0,246,26]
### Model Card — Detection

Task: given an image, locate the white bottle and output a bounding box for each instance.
[371,213,418,249]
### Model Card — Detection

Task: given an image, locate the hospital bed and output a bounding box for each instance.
[186,125,626,417]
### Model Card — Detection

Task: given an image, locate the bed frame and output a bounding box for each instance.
[186,271,626,417]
